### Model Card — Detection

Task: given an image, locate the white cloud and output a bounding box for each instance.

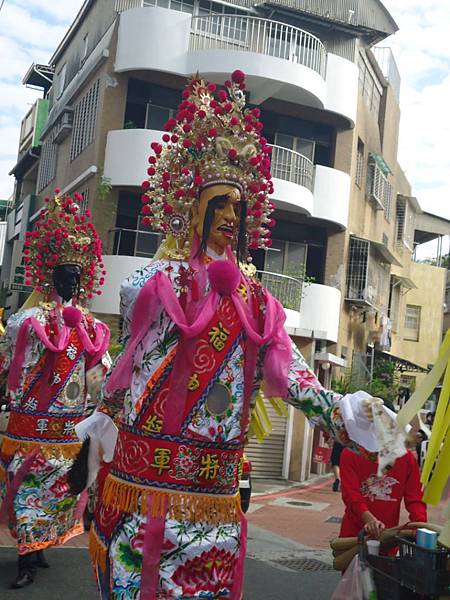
[11,0,85,23]
[382,0,450,221]
[0,1,84,200]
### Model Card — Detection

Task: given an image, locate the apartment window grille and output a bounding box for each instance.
[37,131,58,193]
[358,55,382,117]
[355,138,364,188]
[395,196,414,251]
[78,189,89,215]
[346,237,369,302]
[346,236,390,311]
[70,79,100,161]
[367,160,393,220]
[404,304,421,342]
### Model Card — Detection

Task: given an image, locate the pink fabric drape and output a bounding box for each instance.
[229,514,248,600]
[106,263,291,400]
[8,315,110,392]
[140,494,169,599]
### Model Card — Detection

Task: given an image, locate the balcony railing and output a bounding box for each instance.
[108,227,161,258]
[256,270,303,311]
[270,145,314,191]
[190,16,327,77]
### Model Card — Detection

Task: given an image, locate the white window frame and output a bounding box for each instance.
[81,33,89,64]
[404,304,421,342]
[56,64,67,99]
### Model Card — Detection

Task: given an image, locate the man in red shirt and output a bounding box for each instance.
[339,448,427,539]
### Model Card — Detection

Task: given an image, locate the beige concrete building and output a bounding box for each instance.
[2,0,449,480]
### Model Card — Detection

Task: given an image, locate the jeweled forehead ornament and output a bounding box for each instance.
[140,69,276,250]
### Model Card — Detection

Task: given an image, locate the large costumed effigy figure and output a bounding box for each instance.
[0,194,110,588]
[77,71,407,600]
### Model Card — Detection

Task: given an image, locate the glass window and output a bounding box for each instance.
[284,242,307,279]
[265,239,307,278]
[404,304,421,341]
[146,104,175,130]
[56,64,67,99]
[81,34,89,63]
[275,133,315,160]
[265,239,284,274]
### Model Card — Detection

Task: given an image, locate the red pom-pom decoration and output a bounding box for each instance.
[63,306,82,328]
[207,260,241,296]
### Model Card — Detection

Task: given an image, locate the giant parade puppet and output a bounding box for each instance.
[0,194,110,588]
[76,70,408,600]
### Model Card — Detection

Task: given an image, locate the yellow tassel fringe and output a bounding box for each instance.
[0,436,81,460]
[89,526,107,572]
[102,474,242,525]
[249,387,288,443]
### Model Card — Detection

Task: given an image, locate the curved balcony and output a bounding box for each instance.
[115,7,357,122]
[103,130,349,229]
[190,16,326,76]
[91,254,151,314]
[312,165,350,230]
[103,128,163,186]
[188,15,326,108]
[296,283,341,342]
[270,145,314,215]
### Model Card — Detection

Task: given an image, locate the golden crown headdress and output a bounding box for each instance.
[23,192,105,299]
[140,70,275,249]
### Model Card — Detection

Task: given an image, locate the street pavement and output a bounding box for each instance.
[0,474,446,599]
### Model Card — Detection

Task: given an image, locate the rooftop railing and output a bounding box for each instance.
[190,15,327,77]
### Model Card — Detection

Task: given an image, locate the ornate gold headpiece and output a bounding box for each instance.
[141,70,275,249]
[23,192,105,299]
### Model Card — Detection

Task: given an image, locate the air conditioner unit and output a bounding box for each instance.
[53,107,74,144]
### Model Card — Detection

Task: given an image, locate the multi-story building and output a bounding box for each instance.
[2,0,449,479]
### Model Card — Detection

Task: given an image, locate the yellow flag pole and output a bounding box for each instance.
[396,329,450,429]
[395,330,450,547]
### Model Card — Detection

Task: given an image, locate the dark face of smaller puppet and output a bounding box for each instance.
[52,264,81,302]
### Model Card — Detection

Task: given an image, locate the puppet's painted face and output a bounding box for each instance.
[192,184,242,255]
[52,264,81,302]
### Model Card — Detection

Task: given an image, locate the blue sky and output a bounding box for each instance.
[0,0,449,243]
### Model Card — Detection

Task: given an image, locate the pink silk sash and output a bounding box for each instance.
[106,264,291,400]
[8,315,110,392]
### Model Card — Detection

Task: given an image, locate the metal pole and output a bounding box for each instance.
[369,344,375,382]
